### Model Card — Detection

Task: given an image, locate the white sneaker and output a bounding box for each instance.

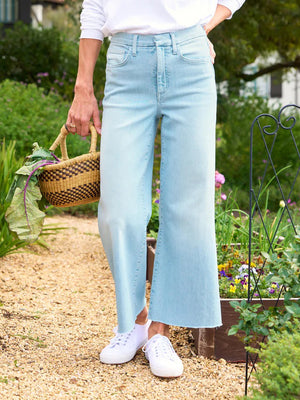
[100,320,151,364]
[143,334,184,378]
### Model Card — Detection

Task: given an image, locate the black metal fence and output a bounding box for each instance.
[246,104,300,395]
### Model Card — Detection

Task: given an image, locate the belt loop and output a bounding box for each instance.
[132,34,138,56]
[170,32,177,55]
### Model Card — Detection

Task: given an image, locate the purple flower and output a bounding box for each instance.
[269,288,275,294]
[220,270,226,277]
[154,199,159,204]
[254,293,259,297]
[156,188,160,194]
[37,72,49,77]
[262,159,267,164]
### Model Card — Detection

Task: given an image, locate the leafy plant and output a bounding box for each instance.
[228,235,300,345]
[239,319,300,400]
[0,141,28,256]
[0,141,64,256]
[5,143,59,242]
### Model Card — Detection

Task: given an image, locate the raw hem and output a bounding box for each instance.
[147,314,223,329]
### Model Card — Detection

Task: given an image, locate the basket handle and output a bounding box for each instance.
[49,123,98,161]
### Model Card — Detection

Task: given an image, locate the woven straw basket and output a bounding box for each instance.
[38,123,100,208]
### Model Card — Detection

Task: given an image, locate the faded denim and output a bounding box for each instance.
[98,24,222,333]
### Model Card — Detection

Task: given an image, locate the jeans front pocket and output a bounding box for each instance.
[179,35,210,64]
[106,43,130,68]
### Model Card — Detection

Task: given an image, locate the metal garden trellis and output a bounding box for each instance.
[246,104,300,395]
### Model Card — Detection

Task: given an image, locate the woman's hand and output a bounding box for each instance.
[66,38,102,137]
[203,4,232,64]
[66,87,101,137]
[207,38,216,64]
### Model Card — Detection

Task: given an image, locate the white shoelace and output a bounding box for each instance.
[143,335,177,361]
[109,327,134,348]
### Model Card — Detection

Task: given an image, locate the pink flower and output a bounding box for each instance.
[215,170,225,188]
[221,193,227,201]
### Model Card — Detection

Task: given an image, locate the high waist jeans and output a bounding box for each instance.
[98,24,222,333]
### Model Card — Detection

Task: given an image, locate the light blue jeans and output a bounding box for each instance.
[98,24,222,333]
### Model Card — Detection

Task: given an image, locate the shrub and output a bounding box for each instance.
[0,22,108,102]
[229,235,300,344]
[0,80,94,158]
[241,319,300,400]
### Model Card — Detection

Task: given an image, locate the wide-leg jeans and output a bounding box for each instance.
[98,24,222,333]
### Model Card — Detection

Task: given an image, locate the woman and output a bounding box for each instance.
[67,0,245,378]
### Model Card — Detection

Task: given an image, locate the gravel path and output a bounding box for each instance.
[0,215,245,399]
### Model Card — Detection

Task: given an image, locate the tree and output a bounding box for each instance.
[210,0,300,84]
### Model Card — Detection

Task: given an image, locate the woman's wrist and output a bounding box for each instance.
[203,23,213,35]
[203,5,232,35]
[74,81,94,96]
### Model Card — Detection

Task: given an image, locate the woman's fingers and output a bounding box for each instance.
[66,94,101,136]
[93,106,102,135]
[66,113,77,134]
[207,38,216,64]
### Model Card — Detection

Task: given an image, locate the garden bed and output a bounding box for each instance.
[146,237,295,363]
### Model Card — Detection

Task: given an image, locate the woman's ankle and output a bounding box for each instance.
[135,306,148,325]
[148,321,169,339]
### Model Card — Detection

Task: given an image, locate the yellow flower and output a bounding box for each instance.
[272,284,277,289]
[218,264,225,271]
[250,262,256,268]
[229,285,236,293]
[235,279,241,285]
[233,250,239,258]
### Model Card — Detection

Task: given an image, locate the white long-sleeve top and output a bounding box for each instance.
[80,0,245,41]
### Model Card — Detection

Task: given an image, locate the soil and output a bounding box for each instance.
[0,215,245,399]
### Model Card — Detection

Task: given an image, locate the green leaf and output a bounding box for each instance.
[286,304,300,316]
[5,182,45,243]
[29,145,56,163]
[228,325,239,336]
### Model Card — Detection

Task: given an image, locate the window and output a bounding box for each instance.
[0,0,18,23]
[270,71,283,98]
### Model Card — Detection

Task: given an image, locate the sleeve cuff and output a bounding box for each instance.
[80,29,104,41]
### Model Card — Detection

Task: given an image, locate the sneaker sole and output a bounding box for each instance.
[150,365,184,378]
[99,341,147,365]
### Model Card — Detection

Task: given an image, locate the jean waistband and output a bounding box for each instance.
[110,24,206,48]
